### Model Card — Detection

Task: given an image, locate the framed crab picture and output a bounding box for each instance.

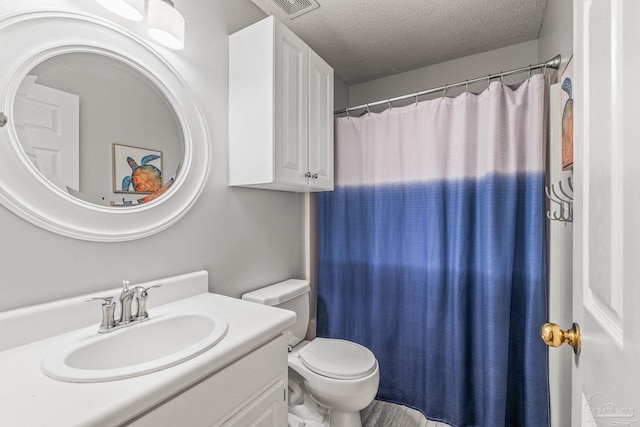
[560,57,574,170]
[112,144,163,194]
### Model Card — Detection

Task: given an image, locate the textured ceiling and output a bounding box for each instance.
[250,0,548,85]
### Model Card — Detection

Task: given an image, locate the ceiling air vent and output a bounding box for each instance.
[272,0,320,19]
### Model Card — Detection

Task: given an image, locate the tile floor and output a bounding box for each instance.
[361,400,451,427]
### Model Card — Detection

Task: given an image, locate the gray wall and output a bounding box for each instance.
[538,2,574,427]
[0,0,305,312]
[334,75,349,112]
[347,40,539,110]
[538,0,574,76]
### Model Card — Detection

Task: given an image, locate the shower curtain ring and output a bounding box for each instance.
[388,99,392,110]
[487,74,491,89]
[415,92,419,105]
[465,79,469,93]
[500,73,504,84]
[366,104,371,114]
[442,84,448,99]
[529,65,533,77]
[346,108,350,119]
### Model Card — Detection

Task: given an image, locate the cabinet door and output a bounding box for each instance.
[220,379,286,427]
[308,50,334,191]
[274,22,309,187]
[125,336,287,427]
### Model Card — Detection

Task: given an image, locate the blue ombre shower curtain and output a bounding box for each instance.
[317,74,550,427]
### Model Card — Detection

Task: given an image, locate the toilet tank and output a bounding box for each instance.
[242,279,310,348]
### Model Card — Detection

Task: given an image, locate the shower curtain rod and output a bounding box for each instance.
[335,54,561,115]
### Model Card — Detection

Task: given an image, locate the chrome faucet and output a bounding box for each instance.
[119,280,137,324]
[83,280,162,333]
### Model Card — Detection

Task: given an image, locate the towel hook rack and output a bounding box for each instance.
[545,176,573,222]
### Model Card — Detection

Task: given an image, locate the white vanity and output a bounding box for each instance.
[0,271,296,426]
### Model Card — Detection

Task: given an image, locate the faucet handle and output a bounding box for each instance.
[144,283,162,292]
[82,296,114,305]
[134,283,162,298]
[82,297,116,333]
[135,284,162,319]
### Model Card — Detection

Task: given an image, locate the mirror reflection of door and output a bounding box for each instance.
[12,52,184,208]
[14,75,80,192]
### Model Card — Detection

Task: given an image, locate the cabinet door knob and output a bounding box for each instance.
[312,173,319,179]
[304,172,312,178]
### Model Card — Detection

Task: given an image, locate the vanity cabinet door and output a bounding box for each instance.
[220,379,286,426]
[125,335,288,427]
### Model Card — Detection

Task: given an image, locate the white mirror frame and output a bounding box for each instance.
[0,10,209,242]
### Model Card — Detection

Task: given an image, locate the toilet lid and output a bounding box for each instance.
[298,338,377,380]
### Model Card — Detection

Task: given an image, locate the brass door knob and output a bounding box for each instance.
[540,322,581,355]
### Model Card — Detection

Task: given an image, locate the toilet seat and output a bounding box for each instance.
[297,338,377,380]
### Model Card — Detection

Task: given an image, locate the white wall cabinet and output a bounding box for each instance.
[126,335,288,426]
[229,16,334,192]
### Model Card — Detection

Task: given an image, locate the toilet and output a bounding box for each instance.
[242,279,380,427]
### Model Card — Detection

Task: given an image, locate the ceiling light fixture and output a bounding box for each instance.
[148,0,185,50]
[95,0,145,21]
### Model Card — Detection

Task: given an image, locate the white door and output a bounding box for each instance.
[571,0,640,425]
[13,75,80,191]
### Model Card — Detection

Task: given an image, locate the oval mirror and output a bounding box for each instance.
[14,52,184,207]
[0,11,209,241]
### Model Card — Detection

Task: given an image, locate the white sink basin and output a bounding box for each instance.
[41,311,228,382]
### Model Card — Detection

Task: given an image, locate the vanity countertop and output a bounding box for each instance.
[0,279,296,426]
